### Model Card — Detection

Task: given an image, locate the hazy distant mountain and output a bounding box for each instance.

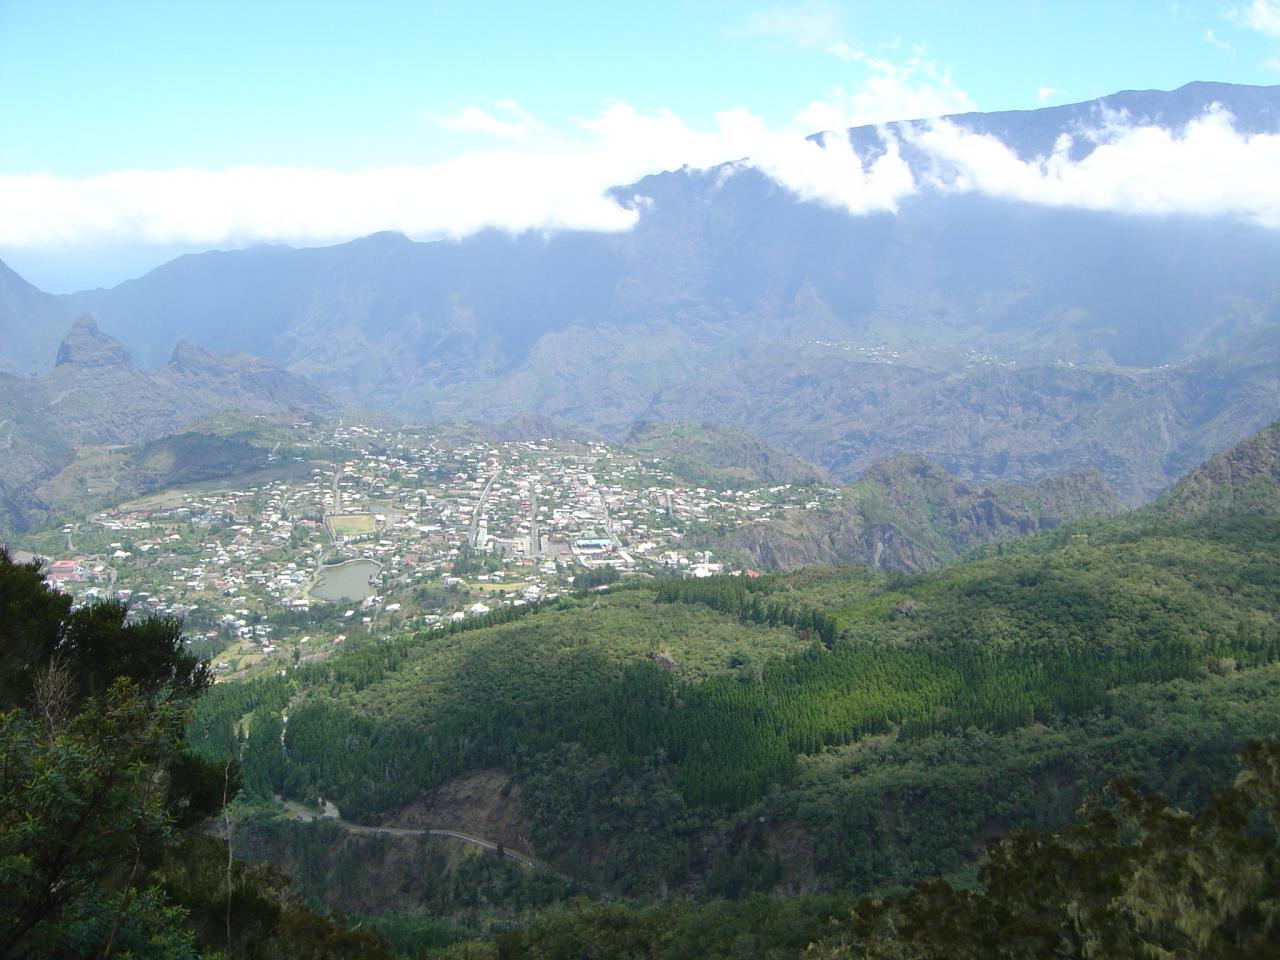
[0,317,335,532]
[642,325,1280,505]
[30,82,1280,502]
[36,317,334,446]
[0,258,72,374]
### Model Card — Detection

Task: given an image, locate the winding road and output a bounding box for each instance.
[277,798,540,869]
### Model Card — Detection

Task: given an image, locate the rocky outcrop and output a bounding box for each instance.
[0,318,335,532]
[54,315,134,368]
[709,456,1122,573]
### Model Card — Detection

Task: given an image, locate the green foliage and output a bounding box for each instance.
[233,816,574,933]
[0,548,395,959]
[810,739,1280,959]
[444,894,856,960]
[451,545,502,577]
[785,663,1280,895]
[158,835,396,960]
[0,682,192,958]
[0,550,74,709]
[49,887,202,960]
[522,745,702,892]
[446,740,1280,958]
[573,566,620,594]
[0,548,211,712]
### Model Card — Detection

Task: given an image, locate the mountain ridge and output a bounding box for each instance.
[1148,419,1280,520]
[0,318,336,532]
[0,257,72,375]
[624,420,829,487]
[2,83,1279,509]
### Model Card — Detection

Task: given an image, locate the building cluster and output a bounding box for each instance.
[39,422,839,678]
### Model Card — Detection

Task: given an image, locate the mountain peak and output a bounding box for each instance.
[54,315,133,369]
[168,337,218,371]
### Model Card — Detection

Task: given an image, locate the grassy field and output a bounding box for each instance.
[327,513,378,537]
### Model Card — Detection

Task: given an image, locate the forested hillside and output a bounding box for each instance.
[182,422,1280,947]
[1148,419,1280,520]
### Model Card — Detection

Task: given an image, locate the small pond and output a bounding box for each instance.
[310,559,381,602]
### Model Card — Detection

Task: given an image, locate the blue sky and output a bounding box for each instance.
[3,0,1280,290]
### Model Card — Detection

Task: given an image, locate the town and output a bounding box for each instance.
[34,421,841,679]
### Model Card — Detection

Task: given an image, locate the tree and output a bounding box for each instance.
[0,549,216,958]
[0,549,390,959]
[0,681,195,958]
[809,739,1280,959]
[0,552,73,710]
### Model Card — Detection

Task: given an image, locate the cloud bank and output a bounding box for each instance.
[3,92,1280,252]
[0,90,924,249]
[912,105,1280,226]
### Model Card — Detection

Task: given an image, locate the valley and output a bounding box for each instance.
[5,50,1280,957]
[161,420,1280,953]
[12,419,850,682]
[13,407,1140,694]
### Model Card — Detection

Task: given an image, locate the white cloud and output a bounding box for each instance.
[1242,0,1280,37]
[794,54,976,129]
[437,99,547,141]
[0,161,635,249]
[717,108,916,215]
[1203,28,1234,52]
[738,4,974,123]
[910,105,1280,226]
[737,2,844,49]
[4,93,1280,253]
[0,33,967,252]
[1038,86,1059,105]
[0,94,918,249]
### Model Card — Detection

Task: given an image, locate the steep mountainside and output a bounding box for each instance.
[0,258,72,374]
[49,83,1280,504]
[624,420,828,487]
[0,375,73,535]
[0,318,335,532]
[708,454,1121,572]
[1148,419,1280,520]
